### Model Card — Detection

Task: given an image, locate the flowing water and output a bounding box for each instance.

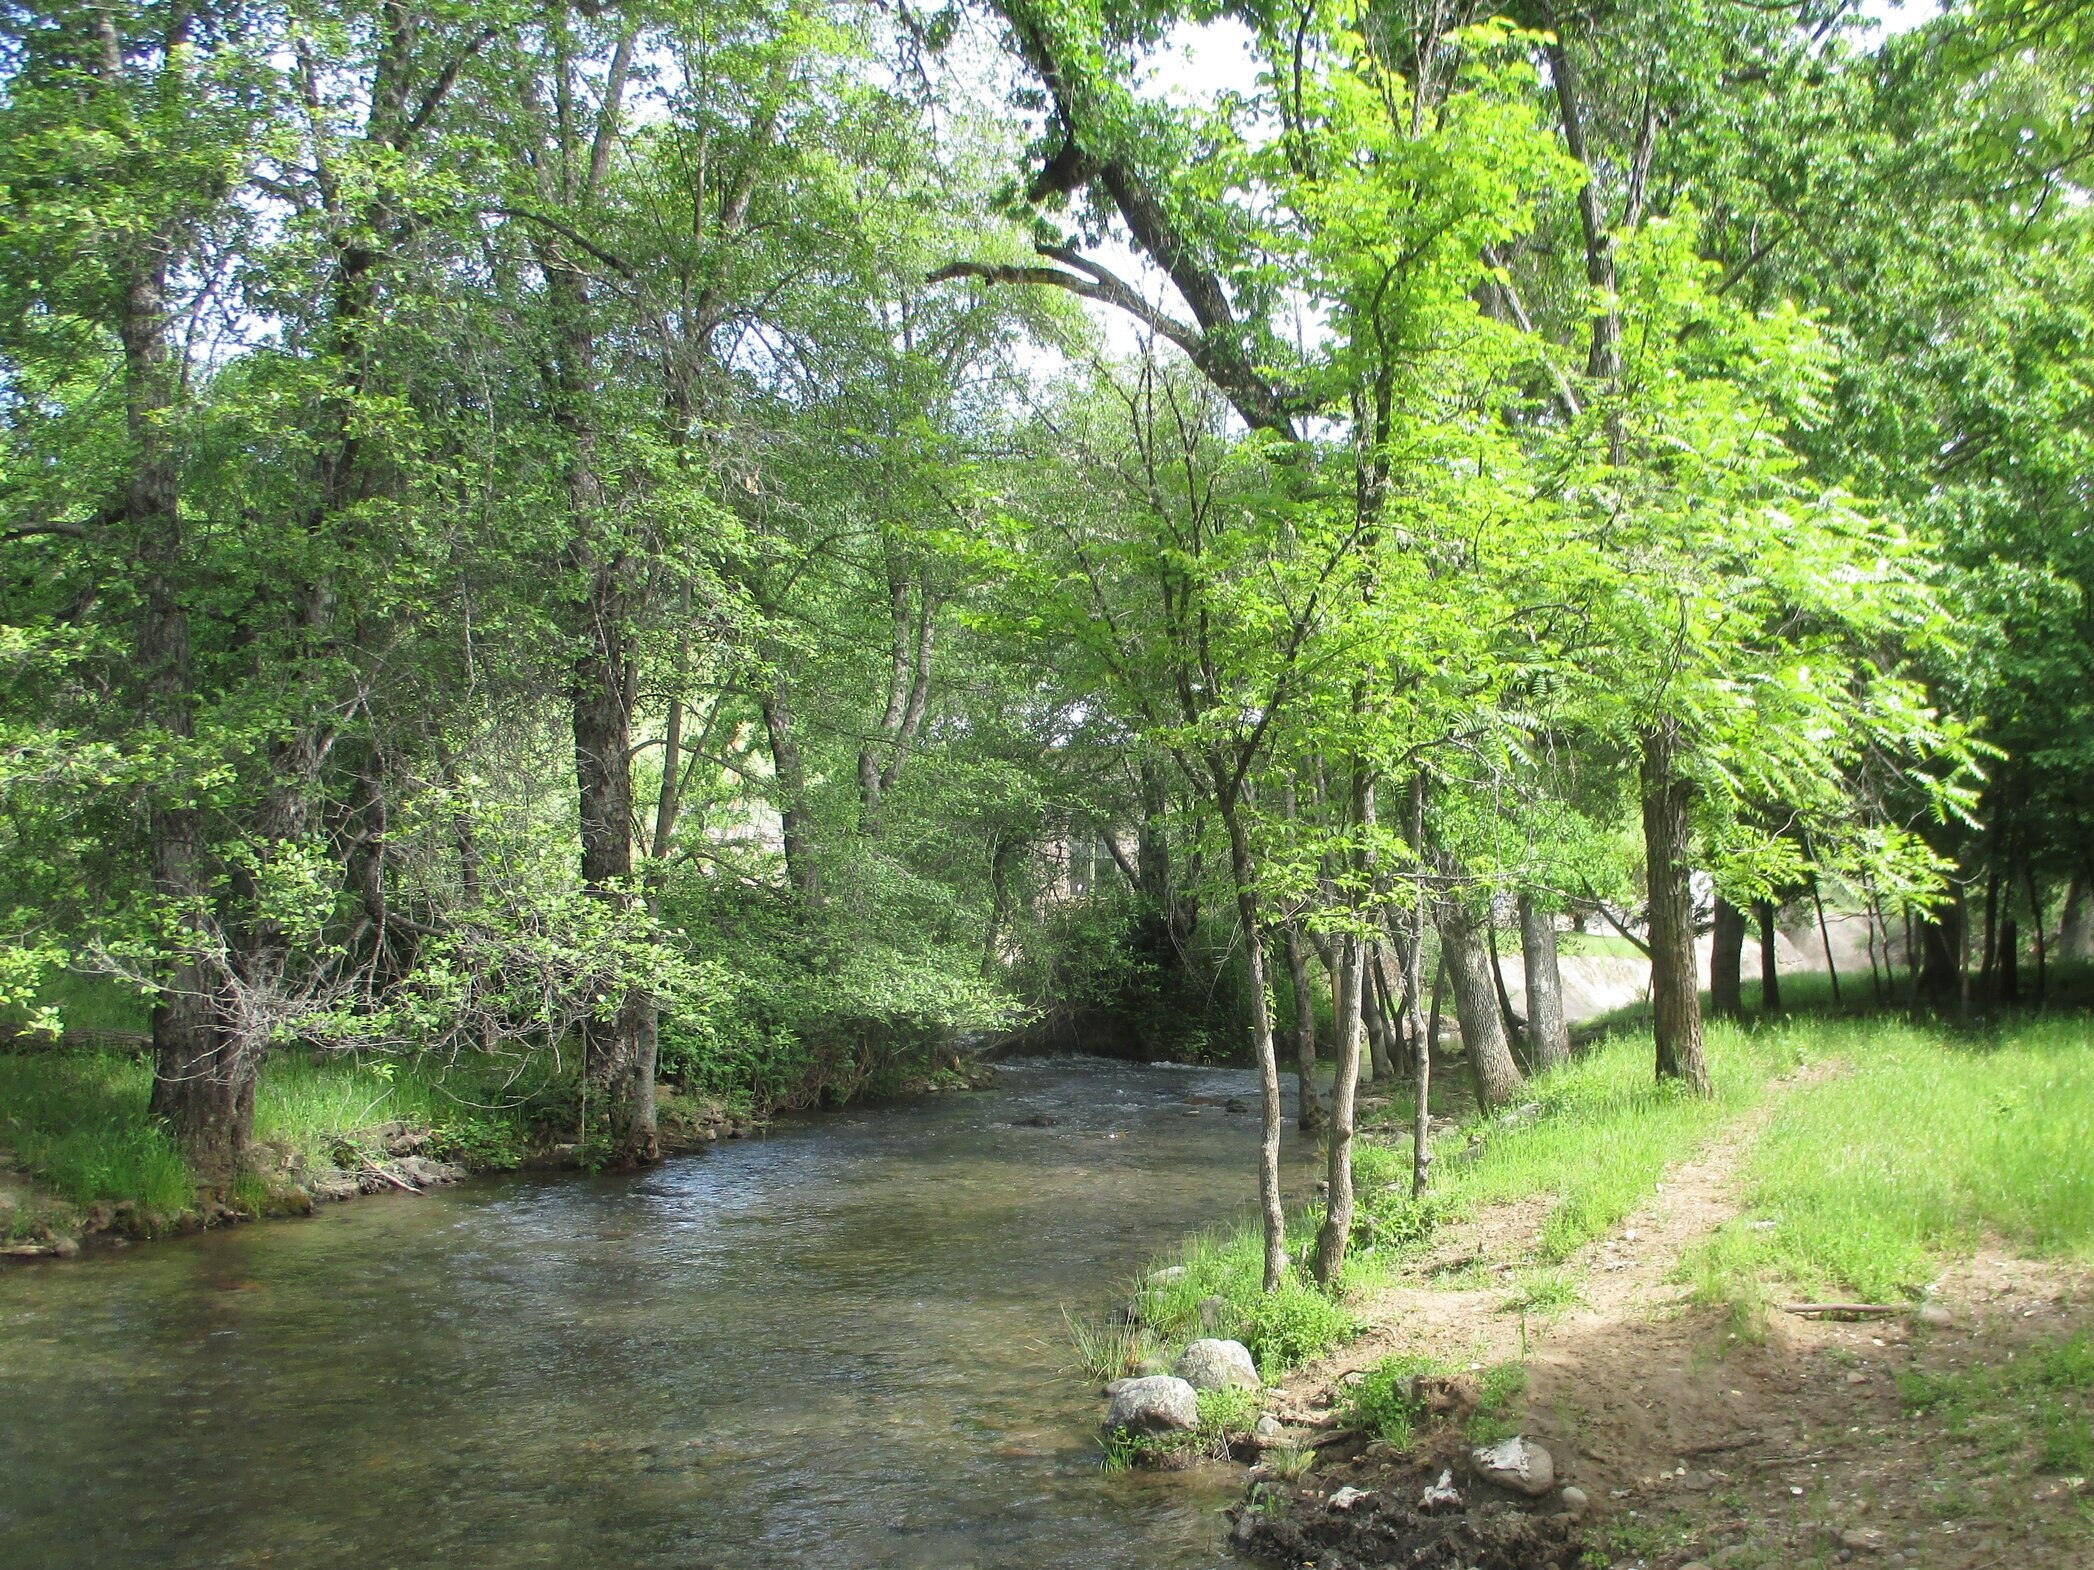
[0,1057,1320,1570]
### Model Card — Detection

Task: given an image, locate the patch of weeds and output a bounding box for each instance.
[1237,1280,1361,1378]
[1499,1267,1582,1317]
[1196,1383,1259,1438]
[1064,1306,1156,1382]
[1464,1361,1528,1447]
[1898,1331,2094,1475]
[1679,1222,1775,1343]
[1264,1442,1316,1482]
[1099,1428,1139,1474]
[1342,1352,1455,1448]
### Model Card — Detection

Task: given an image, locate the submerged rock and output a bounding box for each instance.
[1174,1338,1260,1391]
[1471,1436,1555,1497]
[1105,1375,1200,1435]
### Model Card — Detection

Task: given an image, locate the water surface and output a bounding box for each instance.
[0,1057,1313,1569]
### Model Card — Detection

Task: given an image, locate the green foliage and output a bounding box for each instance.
[1235,1282,1362,1379]
[1342,1352,1450,1449]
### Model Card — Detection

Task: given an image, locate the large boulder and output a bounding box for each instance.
[1174,1338,1261,1392]
[1471,1436,1555,1497]
[1106,1375,1200,1435]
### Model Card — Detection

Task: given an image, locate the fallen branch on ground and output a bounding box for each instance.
[1779,1302,1901,1318]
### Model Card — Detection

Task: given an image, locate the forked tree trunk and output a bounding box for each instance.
[1518,894,1571,1071]
[1641,721,1710,1094]
[1283,920,1323,1131]
[1710,898,1747,1020]
[1437,898,1523,1110]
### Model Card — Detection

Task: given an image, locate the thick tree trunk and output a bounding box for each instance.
[1710,897,1747,1021]
[1641,722,1710,1094]
[1283,920,1323,1131]
[1518,894,1571,1070]
[1437,898,1523,1110]
[1218,796,1287,1292]
[1489,923,1525,1060]
[760,685,820,901]
[573,597,657,1166]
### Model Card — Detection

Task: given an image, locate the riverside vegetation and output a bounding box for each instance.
[3,0,2093,1566]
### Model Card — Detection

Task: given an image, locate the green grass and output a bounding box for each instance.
[1340,1350,1528,1450]
[1897,1330,2094,1474]
[0,1051,192,1227]
[1349,1018,1823,1269]
[0,1046,554,1235]
[1684,1016,2094,1306]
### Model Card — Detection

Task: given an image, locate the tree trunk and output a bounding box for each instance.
[1640,721,1710,1094]
[1218,796,1287,1292]
[1367,947,1398,1080]
[1710,897,1747,1021]
[1315,927,1364,1284]
[1756,899,1783,1012]
[1283,920,1323,1131]
[1518,894,1571,1070]
[1999,913,2020,1004]
[1414,954,1442,1198]
[1437,898,1523,1110]
[572,594,657,1166]
[2057,869,2088,961]
[760,685,819,901]
[1489,920,1525,1061]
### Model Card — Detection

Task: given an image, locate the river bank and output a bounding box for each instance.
[1097,1011,2093,1569]
[0,1039,991,1261]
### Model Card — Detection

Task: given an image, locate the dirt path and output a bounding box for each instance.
[1257,1068,2094,1570]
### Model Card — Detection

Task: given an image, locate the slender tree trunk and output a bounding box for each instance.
[1980,866,2001,998]
[2026,864,2048,1004]
[1518,894,1571,1070]
[1755,899,1783,1012]
[1809,872,1843,1005]
[1315,928,1364,1283]
[1414,954,1441,1198]
[1283,920,1323,1131]
[1999,912,2020,1003]
[1640,721,1710,1094]
[2057,869,2088,961]
[1367,947,1398,1080]
[1488,915,1524,1057]
[1710,897,1747,1021]
[1218,795,1287,1291]
[1437,897,1523,1110]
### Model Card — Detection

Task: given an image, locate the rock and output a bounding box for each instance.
[1174,1338,1260,1391]
[1105,1375,1200,1436]
[1135,1355,1170,1378]
[1327,1486,1372,1511]
[1559,1485,1589,1518]
[1471,1436,1555,1498]
[1147,1265,1188,1286]
[1254,1414,1281,1439]
[1838,1527,1885,1553]
[1418,1469,1463,1512]
[1013,1112,1059,1128]
[1679,1563,1713,1570]
[1224,1098,1250,1114]
[50,1235,80,1258]
[1914,1303,1953,1328]
[393,1155,459,1188]
[1845,1371,1868,1385]
[1197,1293,1226,1330]
[1102,1379,1130,1398]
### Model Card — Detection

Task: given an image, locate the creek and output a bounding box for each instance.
[0,1057,1319,1569]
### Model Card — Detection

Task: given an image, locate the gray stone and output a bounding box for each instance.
[1105,1375,1200,1436]
[1197,1294,1227,1330]
[1254,1414,1282,1439]
[1147,1265,1188,1286]
[1102,1378,1130,1398]
[1471,1436,1555,1497]
[1174,1338,1260,1391]
[50,1235,80,1259]
[1327,1486,1372,1511]
[1559,1485,1589,1518]
[1914,1303,1953,1328]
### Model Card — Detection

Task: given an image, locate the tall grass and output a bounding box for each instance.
[1688,1016,2094,1303]
[0,1051,192,1217]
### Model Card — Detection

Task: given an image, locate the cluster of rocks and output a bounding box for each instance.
[1103,1336,1263,1439]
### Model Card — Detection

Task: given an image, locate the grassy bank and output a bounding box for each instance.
[1102,1005,2094,1389]
[0,1048,562,1244]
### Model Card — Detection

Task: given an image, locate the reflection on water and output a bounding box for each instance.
[0,1058,1318,1569]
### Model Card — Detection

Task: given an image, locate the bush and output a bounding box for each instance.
[1237,1281,1361,1378]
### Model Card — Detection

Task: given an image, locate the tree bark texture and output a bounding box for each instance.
[1640,722,1710,1094]
[1283,920,1323,1131]
[1518,893,1571,1070]
[1436,897,1523,1110]
[1710,897,1747,1020]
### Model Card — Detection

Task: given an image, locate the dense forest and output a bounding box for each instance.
[2,0,2090,1257]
